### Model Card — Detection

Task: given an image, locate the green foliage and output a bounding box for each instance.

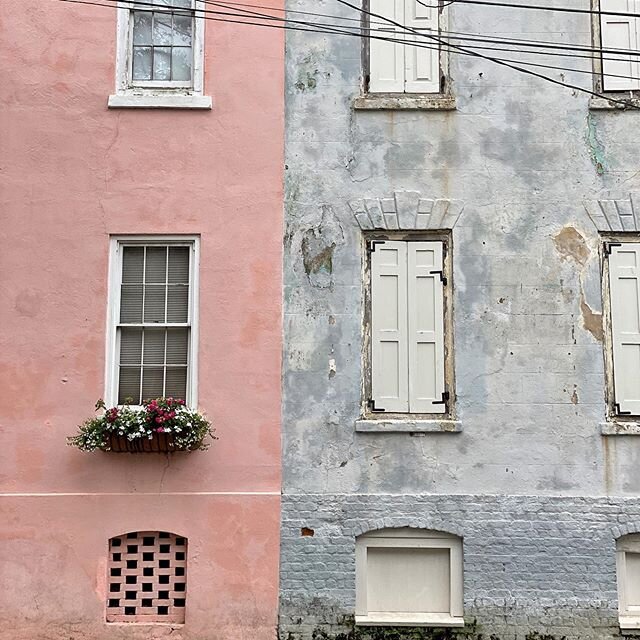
[67,397,216,452]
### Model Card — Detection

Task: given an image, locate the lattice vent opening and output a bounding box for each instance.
[106,531,187,623]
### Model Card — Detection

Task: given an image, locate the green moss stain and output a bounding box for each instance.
[585,113,607,175]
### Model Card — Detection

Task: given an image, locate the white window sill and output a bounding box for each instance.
[589,96,640,111]
[601,421,640,436]
[619,616,640,630]
[353,94,456,111]
[108,94,212,110]
[355,419,462,434]
[355,613,465,627]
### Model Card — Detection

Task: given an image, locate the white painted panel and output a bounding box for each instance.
[610,244,640,414]
[367,547,451,614]
[601,0,640,91]
[372,241,409,411]
[626,553,640,607]
[370,0,405,92]
[408,242,445,413]
[404,0,440,93]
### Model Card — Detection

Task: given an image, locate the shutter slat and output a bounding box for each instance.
[118,367,142,405]
[167,285,189,323]
[143,328,166,365]
[119,327,143,364]
[601,0,640,91]
[407,242,445,413]
[371,241,409,412]
[610,244,640,415]
[166,328,189,365]
[369,0,405,93]
[404,0,440,93]
[168,246,190,283]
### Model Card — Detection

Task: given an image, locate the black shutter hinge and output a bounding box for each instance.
[615,402,632,416]
[605,242,622,256]
[432,391,450,409]
[368,399,385,413]
[430,270,447,285]
[368,240,385,253]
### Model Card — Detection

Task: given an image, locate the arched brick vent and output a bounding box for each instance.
[106,531,187,623]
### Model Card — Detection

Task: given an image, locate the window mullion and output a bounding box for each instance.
[139,327,145,405]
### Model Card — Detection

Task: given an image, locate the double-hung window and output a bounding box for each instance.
[617,534,640,628]
[106,237,199,407]
[598,0,640,92]
[368,0,443,94]
[368,238,449,415]
[109,0,210,108]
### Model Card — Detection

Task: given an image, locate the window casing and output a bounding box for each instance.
[355,528,464,627]
[111,0,208,105]
[105,236,199,408]
[617,534,640,629]
[366,236,451,416]
[593,0,640,94]
[366,0,447,94]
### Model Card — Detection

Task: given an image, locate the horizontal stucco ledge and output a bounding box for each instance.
[589,96,640,111]
[108,94,212,109]
[353,95,456,111]
[355,419,462,434]
[601,422,640,436]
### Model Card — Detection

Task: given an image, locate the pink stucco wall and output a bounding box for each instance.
[0,1,283,638]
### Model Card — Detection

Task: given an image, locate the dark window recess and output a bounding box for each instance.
[159,575,170,584]
[125,607,136,615]
[112,553,121,562]
[143,537,155,546]
[159,591,170,599]
[126,576,136,584]
[108,599,119,607]
[127,545,138,553]
[175,552,185,561]
[125,591,136,600]
[159,544,170,553]
[175,567,185,576]
[174,598,186,607]
[158,606,169,615]
[143,552,154,561]
[109,584,121,592]
[159,560,170,569]
[142,599,153,607]
[143,568,154,577]
[126,560,137,569]
[110,568,122,577]
[142,583,153,592]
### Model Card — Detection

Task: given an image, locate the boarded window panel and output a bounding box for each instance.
[120,285,144,323]
[165,367,188,400]
[366,547,450,615]
[371,242,409,411]
[600,0,640,91]
[404,0,440,93]
[168,247,190,283]
[143,329,166,365]
[144,285,167,323]
[120,328,143,365]
[142,367,164,401]
[626,552,640,609]
[166,329,189,365]
[119,368,142,405]
[609,244,640,414]
[369,0,405,92]
[408,242,445,413]
[122,247,145,283]
[167,285,189,323]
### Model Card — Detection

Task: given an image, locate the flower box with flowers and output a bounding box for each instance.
[68,398,216,453]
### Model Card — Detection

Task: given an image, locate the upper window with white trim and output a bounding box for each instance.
[106,238,199,407]
[617,534,640,629]
[367,237,451,415]
[367,0,446,94]
[596,0,640,93]
[109,1,210,109]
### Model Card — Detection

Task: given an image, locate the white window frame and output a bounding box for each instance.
[365,0,449,95]
[105,235,200,408]
[365,233,453,418]
[108,1,211,109]
[355,528,464,627]
[617,534,640,629]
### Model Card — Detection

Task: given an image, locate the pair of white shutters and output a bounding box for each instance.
[369,0,440,93]
[609,244,640,415]
[371,241,445,413]
[600,0,640,91]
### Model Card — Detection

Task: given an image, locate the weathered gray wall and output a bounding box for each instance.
[282,0,640,636]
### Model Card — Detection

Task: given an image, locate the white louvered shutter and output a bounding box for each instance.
[371,241,409,412]
[370,0,405,92]
[407,242,445,413]
[609,244,640,415]
[600,0,640,91]
[404,0,440,93]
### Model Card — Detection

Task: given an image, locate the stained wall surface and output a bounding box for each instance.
[281,0,640,637]
[0,2,283,638]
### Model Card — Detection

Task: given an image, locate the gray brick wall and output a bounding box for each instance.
[279,494,640,639]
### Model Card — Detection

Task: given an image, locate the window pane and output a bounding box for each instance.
[119,367,141,405]
[120,285,143,323]
[172,47,192,82]
[142,367,164,401]
[173,15,192,46]
[165,368,187,400]
[120,328,143,365]
[144,285,167,323]
[122,247,144,284]
[166,328,188,365]
[152,12,173,45]
[168,247,190,283]
[143,329,166,365]
[132,47,152,81]
[133,11,152,45]
[145,247,167,284]
[153,47,172,81]
[167,285,189,323]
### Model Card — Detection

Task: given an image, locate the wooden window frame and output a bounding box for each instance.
[355,528,464,627]
[105,235,200,409]
[617,534,640,629]
[362,231,455,419]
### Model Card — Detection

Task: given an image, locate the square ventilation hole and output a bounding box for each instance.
[106,531,187,623]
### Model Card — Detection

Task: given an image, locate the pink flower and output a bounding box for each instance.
[155,416,162,423]
[156,427,165,433]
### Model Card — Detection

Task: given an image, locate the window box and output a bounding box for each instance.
[68,398,215,453]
